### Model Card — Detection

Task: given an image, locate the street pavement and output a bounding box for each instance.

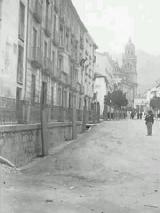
[1,119,160,213]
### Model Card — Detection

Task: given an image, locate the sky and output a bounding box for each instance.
[72,0,160,55]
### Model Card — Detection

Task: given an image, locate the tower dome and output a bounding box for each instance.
[125,38,135,57]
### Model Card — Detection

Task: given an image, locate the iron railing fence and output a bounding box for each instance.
[29,102,41,123]
[49,106,73,122]
[0,97,22,125]
[0,96,95,125]
[76,109,83,121]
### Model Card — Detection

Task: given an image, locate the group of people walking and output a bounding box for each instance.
[130,111,143,119]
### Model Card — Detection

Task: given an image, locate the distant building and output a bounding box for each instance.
[134,98,148,113]
[113,39,138,108]
[121,39,137,107]
[94,52,115,115]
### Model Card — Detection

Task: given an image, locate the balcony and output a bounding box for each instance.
[33,0,42,24]
[80,85,85,94]
[42,58,52,75]
[44,17,52,37]
[52,31,59,46]
[31,47,42,68]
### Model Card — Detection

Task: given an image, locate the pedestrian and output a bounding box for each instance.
[145,110,154,136]
[139,112,143,119]
[130,111,135,119]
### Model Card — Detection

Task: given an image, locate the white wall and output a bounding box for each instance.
[0,0,19,98]
[94,78,106,115]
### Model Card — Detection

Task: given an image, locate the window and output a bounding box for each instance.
[63,90,67,108]
[75,41,78,61]
[58,87,62,106]
[60,24,64,46]
[45,0,49,23]
[79,98,81,109]
[19,2,25,40]
[33,28,37,47]
[66,29,69,51]
[69,93,72,108]
[44,41,48,58]
[17,45,24,83]
[52,51,55,72]
[51,86,54,105]
[53,14,57,36]
[58,56,63,71]
[42,81,47,105]
[31,74,36,104]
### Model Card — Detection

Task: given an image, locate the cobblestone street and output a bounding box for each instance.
[1,119,160,212]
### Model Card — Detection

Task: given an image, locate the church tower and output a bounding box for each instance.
[122,39,137,107]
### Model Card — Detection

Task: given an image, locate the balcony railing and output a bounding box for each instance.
[49,106,72,122]
[49,107,84,122]
[31,47,42,68]
[52,30,59,46]
[0,96,96,125]
[44,17,52,37]
[0,97,24,125]
[33,0,42,23]
[29,102,41,123]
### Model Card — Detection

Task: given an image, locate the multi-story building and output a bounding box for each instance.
[0,0,97,124]
[0,0,98,166]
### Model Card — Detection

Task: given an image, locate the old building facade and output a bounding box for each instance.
[0,0,97,124]
[113,39,138,108]
[94,52,115,115]
[0,0,98,165]
[23,0,97,122]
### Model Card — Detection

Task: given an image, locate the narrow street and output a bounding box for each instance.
[1,119,160,213]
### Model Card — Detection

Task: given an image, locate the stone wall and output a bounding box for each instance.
[0,122,82,167]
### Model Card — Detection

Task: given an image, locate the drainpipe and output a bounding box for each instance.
[0,0,3,53]
[24,0,29,101]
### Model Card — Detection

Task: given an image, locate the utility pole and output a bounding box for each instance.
[72,97,77,139]
[40,83,48,157]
